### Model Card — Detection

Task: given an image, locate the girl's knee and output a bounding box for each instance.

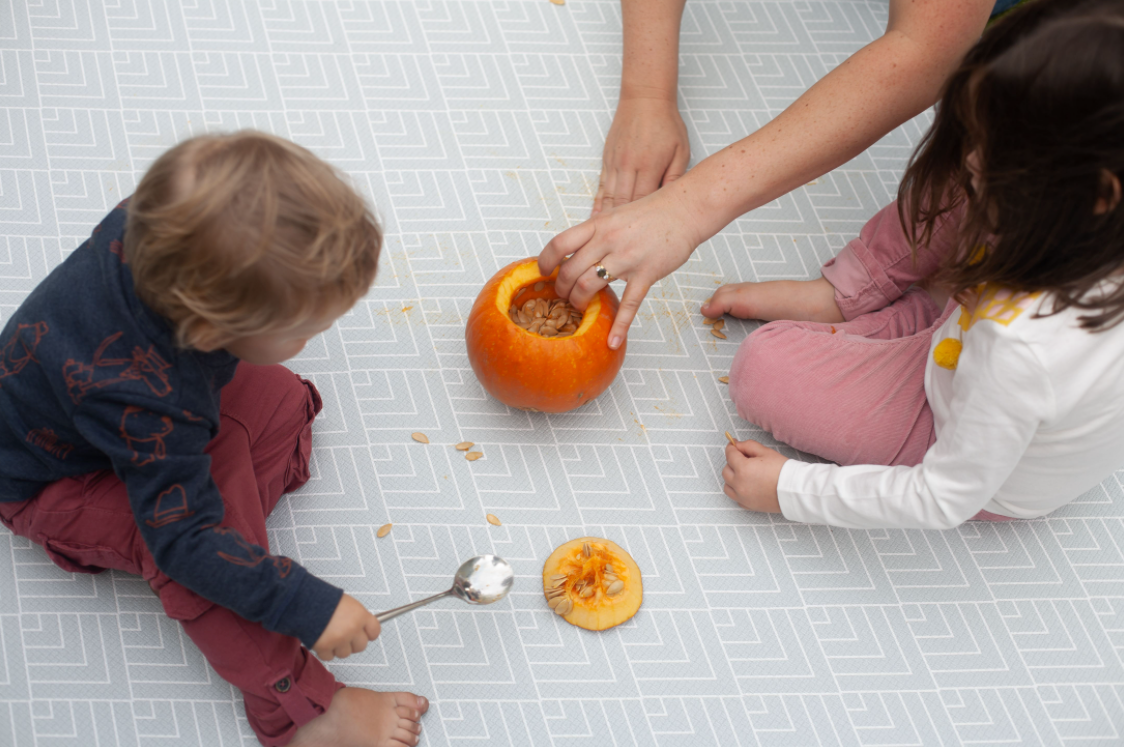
[728,322,810,425]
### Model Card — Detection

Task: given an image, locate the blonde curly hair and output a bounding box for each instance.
[125,130,381,350]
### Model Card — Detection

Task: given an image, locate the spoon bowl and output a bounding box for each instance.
[376,554,515,623]
[453,555,515,604]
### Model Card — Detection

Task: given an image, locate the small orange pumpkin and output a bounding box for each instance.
[465,258,626,413]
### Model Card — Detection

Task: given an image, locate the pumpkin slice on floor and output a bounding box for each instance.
[542,537,642,630]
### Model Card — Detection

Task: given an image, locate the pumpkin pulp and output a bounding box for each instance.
[542,537,643,631]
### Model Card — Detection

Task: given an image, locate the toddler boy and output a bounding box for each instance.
[0,131,426,747]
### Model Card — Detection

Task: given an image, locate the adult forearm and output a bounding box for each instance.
[619,0,686,101]
[673,30,971,243]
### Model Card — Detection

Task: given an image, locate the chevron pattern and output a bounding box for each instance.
[1,1,1122,745]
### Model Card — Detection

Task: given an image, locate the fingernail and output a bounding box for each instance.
[609,335,621,349]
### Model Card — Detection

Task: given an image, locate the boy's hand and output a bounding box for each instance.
[722,439,787,514]
[313,593,381,661]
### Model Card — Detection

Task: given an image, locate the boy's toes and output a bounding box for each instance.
[393,693,427,722]
[390,730,419,747]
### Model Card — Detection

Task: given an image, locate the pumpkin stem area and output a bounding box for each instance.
[495,262,600,338]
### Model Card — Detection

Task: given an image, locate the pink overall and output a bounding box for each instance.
[727,202,1012,521]
[0,363,343,745]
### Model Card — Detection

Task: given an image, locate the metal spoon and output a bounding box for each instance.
[375,554,515,623]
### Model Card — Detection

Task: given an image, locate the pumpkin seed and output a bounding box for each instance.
[486,513,502,526]
[466,451,484,461]
[606,580,625,596]
[548,595,567,610]
[515,287,526,301]
[411,432,429,444]
[550,573,569,582]
[549,577,567,589]
[546,586,566,598]
[553,598,573,615]
[702,316,720,325]
[582,542,592,558]
[508,295,583,339]
[580,586,595,599]
[455,441,474,451]
[719,376,729,384]
[711,329,727,339]
[713,318,725,331]
[550,0,565,6]
[376,523,393,538]
[534,281,545,292]
[725,431,736,445]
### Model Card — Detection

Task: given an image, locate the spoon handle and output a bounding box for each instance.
[375,588,455,623]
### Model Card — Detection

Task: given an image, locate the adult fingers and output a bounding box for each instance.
[592,176,607,216]
[539,220,597,278]
[606,278,650,350]
[610,170,638,210]
[567,262,607,312]
[632,167,663,204]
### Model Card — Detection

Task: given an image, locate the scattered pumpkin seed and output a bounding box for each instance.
[702,316,720,325]
[713,319,725,331]
[486,513,502,526]
[553,598,573,615]
[725,431,736,445]
[455,441,474,451]
[718,376,729,384]
[411,432,429,444]
[606,580,625,596]
[376,523,393,538]
[550,0,565,5]
[466,451,484,461]
[711,329,727,340]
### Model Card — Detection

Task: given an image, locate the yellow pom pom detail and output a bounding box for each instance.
[933,338,963,370]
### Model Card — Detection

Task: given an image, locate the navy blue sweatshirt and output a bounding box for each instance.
[0,202,342,648]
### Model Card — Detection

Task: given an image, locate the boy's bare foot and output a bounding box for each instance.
[701,278,844,324]
[289,688,428,747]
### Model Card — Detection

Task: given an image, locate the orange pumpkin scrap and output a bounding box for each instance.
[542,537,642,631]
[465,258,626,413]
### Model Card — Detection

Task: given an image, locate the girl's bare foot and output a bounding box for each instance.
[289,688,428,747]
[701,278,844,323]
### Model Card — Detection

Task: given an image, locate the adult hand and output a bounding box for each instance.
[539,186,701,349]
[594,97,690,215]
[722,439,787,514]
[312,593,381,661]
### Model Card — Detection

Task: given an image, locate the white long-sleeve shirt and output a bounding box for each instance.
[778,284,1124,529]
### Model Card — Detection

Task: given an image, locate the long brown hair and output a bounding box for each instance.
[900,0,1124,329]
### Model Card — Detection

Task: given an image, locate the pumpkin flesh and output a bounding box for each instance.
[542,537,642,631]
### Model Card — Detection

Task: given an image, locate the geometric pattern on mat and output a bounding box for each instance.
[1,1,1122,744]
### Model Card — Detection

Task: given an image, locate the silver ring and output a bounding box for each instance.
[595,264,617,283]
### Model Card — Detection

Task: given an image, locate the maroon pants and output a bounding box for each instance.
[0,363,342,746]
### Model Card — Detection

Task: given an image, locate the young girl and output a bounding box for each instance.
[704,0,1124,529]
